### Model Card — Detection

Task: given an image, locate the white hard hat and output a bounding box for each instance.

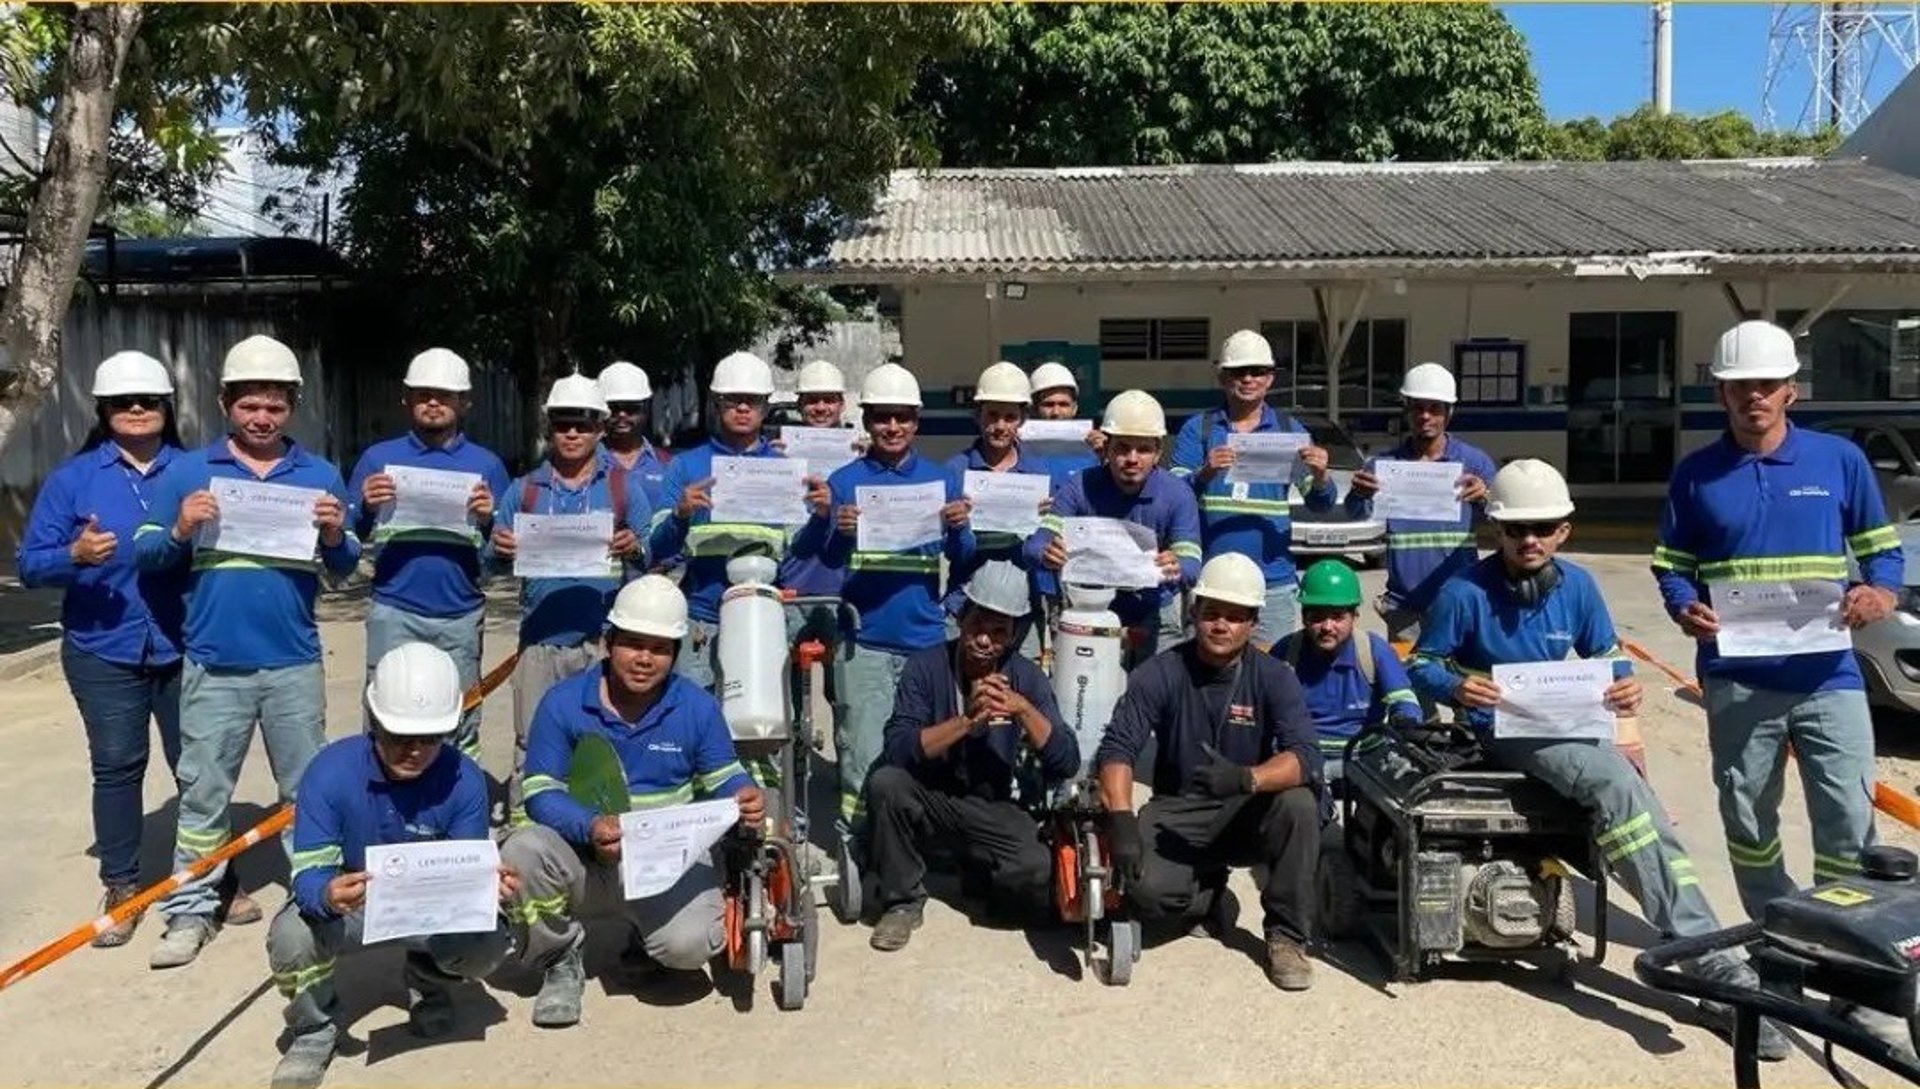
[365,642,463,736]
[1192,553,1266,609]
[606,574,690,640]
[1712,320,1801,381]
[711,351,775,396]
[797,359,846,395]
[92,351,173,398]
[544,373,609,416]
[975,361,1031,406]
[597,360,652,403]
[1399,362,1457,405]
[1028,362,1078,395]
[403,348,472,393]
[859,362,923,408]
[1100,389,1167,439]
[221,335,302,387]
[962,560,1031,619]
[1487,459,1575,522]
[1218,329,1275,370]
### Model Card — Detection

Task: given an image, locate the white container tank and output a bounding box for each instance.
[1051,584,1125,776]
[718,554,790,741]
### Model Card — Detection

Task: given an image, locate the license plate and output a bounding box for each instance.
[1301,527,1348,546]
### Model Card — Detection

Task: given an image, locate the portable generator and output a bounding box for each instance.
[1319,721,1609,981]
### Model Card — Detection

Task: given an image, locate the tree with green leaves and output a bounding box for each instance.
[1537,105,1842,161]
[913,3,1550,166]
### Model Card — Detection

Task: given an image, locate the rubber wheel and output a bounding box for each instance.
[1547,875,1578,942]
[1101,919,1140,987]
[776,939,808,1011]
[800,880,820,983]
[832,836,864,924]
[1316,846,1364,940]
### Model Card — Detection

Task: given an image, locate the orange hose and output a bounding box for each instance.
[0,647,522,994]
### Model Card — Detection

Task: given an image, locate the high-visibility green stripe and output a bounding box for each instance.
[371,526,481,548]
[1651,545,1697,573]
[849,553,939,573]
[744,755,783,791]
[1317,737,1355,752]
[135,523,169,538]
[1673,875,1700,888]
[1201,497,1291,516]
[290,846,343,877]
[840,790,865,822]
[1170,466,1194,478]
[630,784,696,809]
[1700,555,1848,582]
[191,551,322,574]
[176,825,228,852]
[1381,687,1417,707]
[695,762,746,792]
[271,961,336,997]
[1596,812,1653,847]
[1813,851,1862,875]
[523,774,566,799]
[504,893,568,925]
[1038,515,1064,534]
[648,508,674,531]
[1170,542,1203,560]
[1604,826,1660,862]
[687,523,786,557]
[1727,838,1783,866]
[974,530,1025,551]
[1390,532,1472,549]
[1849,525,1899,554]
[1669,857,1696,874]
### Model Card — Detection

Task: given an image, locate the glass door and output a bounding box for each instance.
[1566,311,1678,486]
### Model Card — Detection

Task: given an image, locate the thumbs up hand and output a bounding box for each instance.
[69,515,118,566]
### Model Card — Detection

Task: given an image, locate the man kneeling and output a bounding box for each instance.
[501,575,764,1028]
[867,561,1080,951]
[1095,553,1324,991]
[269,643,514,1089]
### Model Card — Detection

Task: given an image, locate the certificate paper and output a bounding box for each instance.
[1491,659,1617,740]
[197,477,323,562]
[383,465,481,536]
[779,427,861,478]
[512,512,615,579]
[856,481,945,552]
[964,470,1050,537]
[709,456,809,526]
[361,839,501,945]
[1059,516,1163,590]
[1018,418,1094,459]
[1374,460,1464,522]
[620,799,740,901]
[1710,580,1852,658]
[1225,432,1309,485]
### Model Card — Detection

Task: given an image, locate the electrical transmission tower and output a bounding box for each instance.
[1763,2,1920,133]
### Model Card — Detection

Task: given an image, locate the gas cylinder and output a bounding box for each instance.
[1051,584,1125,776]
[718,555,790,741]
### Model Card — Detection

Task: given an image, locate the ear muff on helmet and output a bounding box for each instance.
[1507,560,1564,607]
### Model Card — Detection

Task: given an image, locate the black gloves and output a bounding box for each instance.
[1187,742,1255,799]
[1104,810,1144,886]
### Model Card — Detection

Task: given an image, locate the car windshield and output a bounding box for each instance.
[1296,417,1365,470]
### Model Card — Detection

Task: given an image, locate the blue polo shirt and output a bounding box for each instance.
[1170,404,1337,587]
[1653,425,1903,695]
[1343,434,1499,612]
[791,449,975,654]
[609,439,671,511]
[18,441,188,667]
[647,436,790,624]
[1409,556,1631,735]
[348,431,512,619]
[1270,631,1421,756]
[494,453,644,648]
[1025,465,1203,629]
[520,667,751,846]
[134,438,358,670]
[878,641,1080,796]
[942,442,1049,615]
[287,734,491,920]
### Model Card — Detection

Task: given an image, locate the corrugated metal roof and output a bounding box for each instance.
[812,159,1920,277]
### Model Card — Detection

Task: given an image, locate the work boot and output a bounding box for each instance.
[269,1031,337,1089]
[217,870,262,926]
[147,915,215,970]
[91,882,143,949]
[1688,952,1790,1062]
[531,947,585,1028]
[869,902,924,952]
[1265,935,1315,992]
[404,954,458,1039]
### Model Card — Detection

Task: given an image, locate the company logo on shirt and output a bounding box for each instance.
[1545,630,1573,646]
[1227,703,1255,728]
[404,822,445,840]
[1788,485,1832,498]
[647,741,683,754]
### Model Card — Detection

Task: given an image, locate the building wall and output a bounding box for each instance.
[893,272,1920,477]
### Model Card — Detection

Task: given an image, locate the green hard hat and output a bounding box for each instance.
[1298,559,1361,609]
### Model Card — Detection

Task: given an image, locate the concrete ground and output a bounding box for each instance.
[0,553,1916,1088]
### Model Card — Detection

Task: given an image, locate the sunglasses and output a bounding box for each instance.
[607,401,647,415]
[1499,521,1564,540]
[1226,367,1276,379]
[549,415,601,434]
[105,395,165,412]
[373,729,449,750]
[867,409,917,425]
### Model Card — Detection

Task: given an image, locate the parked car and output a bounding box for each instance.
[1288,413,1387,566]
[1808,416,1920,524]
[1853,524,1920,715]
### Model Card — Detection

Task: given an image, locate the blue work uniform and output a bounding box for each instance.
[495,452,642,650]
[1343,434,1498,616]
[1270,631,1421,764]
[1409,554,1720,942]
[1025,465,1203,636]
[347,431,512,620]
[942,442,1049,617]
[609,439,671,512]
[1170,404,1337,584]
[1652,424,1903,912]
[648,436,789,625]
[878,642,1081,793]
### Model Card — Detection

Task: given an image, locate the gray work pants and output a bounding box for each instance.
[509,640,604,826]
[499,823,723,973]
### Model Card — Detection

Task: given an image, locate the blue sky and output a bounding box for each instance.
[1503,3,1911,127]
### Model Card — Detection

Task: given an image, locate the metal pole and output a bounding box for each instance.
[1653,1,1673,115]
